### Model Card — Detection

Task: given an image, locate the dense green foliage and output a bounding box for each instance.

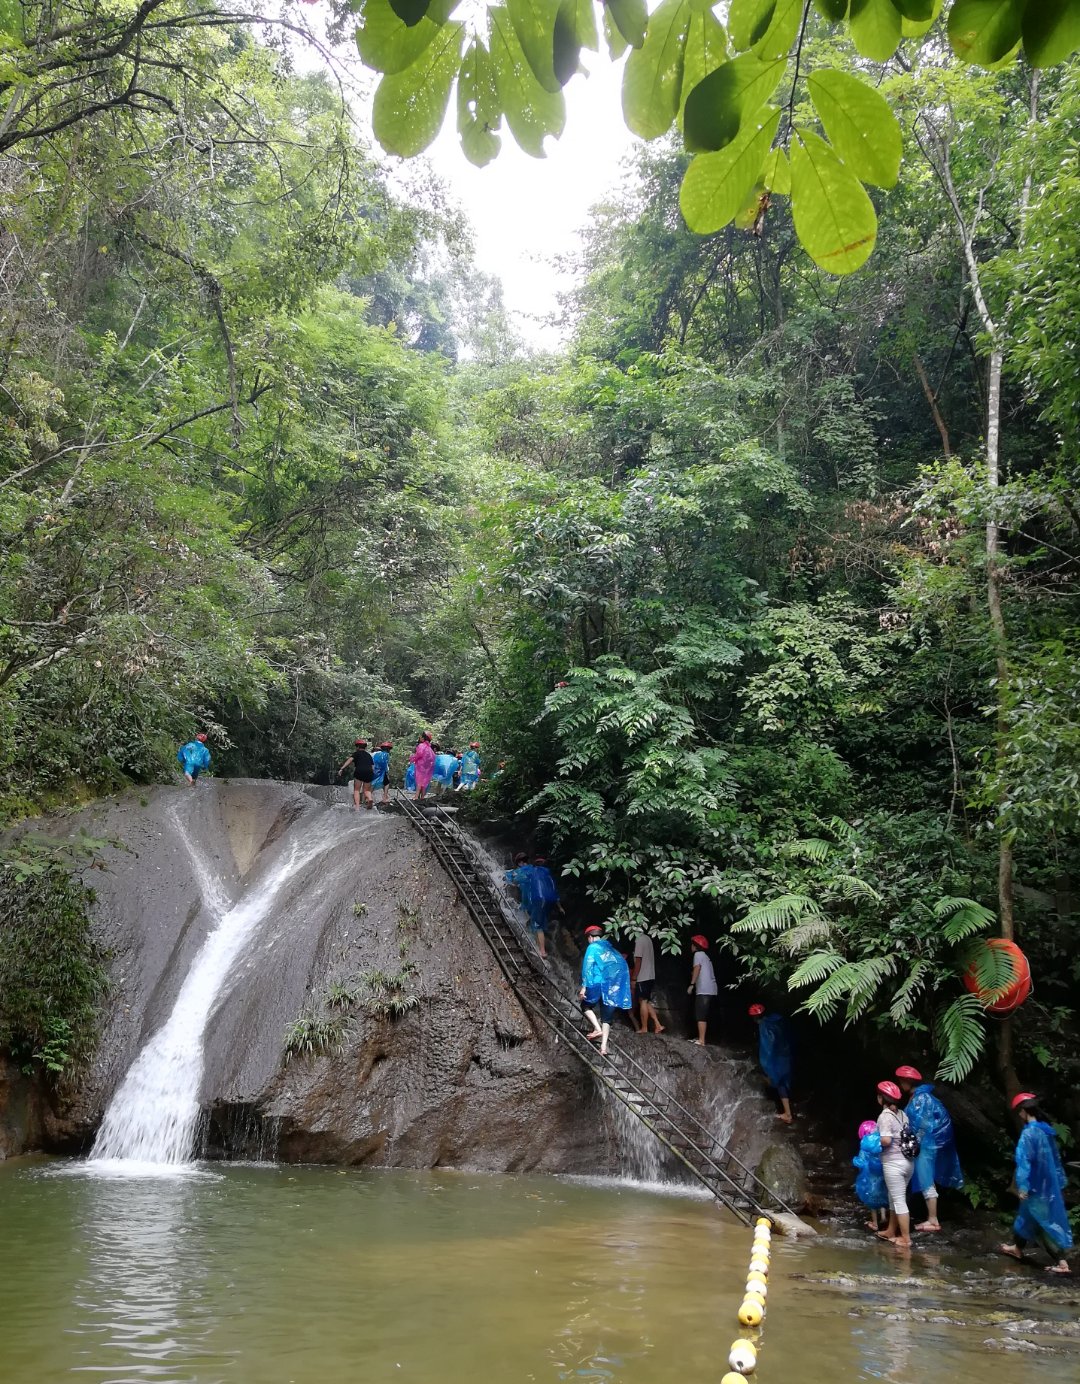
[1,2,1078,1101]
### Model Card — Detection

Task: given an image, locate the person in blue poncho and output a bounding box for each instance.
[431,746,458,794]
[1000,1092,1073,1275]
[504,853,542,956]
[177,732,211,786]
[457,742,482,791]
[896,1064,963,1232]
[853,1119,888,1232]
[372,742,392,805]
[579,924,632,1056]
[527,856,562,961]
[749,1004,794,1123]
[404,761,417,794]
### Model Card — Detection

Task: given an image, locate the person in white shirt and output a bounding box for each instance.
[632,931,664,1034]
[687,933,718,1046]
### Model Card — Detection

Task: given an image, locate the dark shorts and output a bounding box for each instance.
[637,979,655,1002]
[189,767,202,782]
[694,994,714,1023]
[353,774,374,786]
[581,998,615,1025]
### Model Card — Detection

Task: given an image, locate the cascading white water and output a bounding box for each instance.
[91,821,334,1167]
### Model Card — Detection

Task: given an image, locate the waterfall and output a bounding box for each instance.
[90,820,334,1167]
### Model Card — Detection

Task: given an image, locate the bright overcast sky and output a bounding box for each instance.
[418,54,641,348]
[302,17,643,349]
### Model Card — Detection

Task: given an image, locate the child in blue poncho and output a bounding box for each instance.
[404,761,416,793]
[431,748,458,794]
[1000,1093,1072,1275]
[854,1119,888,1232]
[579,924,632,1056]
[457,743,482,790]
[896,1065,963,1231]
[372,742,392,805]
[177,732,211,785]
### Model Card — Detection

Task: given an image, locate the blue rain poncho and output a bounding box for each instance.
[757,1013,793,1097]
[853,1129,887,1209]
[177,740,210,776]
[460,748,481,787]
[371,750,390,789]
[505,864,535,906]
[528,864,559,931]
[908,1084,963,1195]
[1013,1120,1073,1253]
[432,753,458,786]
[581,938,632,1010]
[404,762,416,792]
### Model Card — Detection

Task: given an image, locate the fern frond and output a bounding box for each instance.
[732,893,822,933]
[830,874,883,903]
[776,918,833,954]
[827,816,860,844]
[788,950,845,988]
[958,939,1019,1002]
[889,960,930,1022]
[935,896,996,942]
[781,838,833,863]
[844,954,899,1023]
[934,994,987,1083]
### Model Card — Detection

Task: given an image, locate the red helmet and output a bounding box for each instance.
[895,1065,922,1082]
[533,856,547,864]
[748,1004,766,1018]
[195,731,208,742]
[469,741,480,749]
[584,925,603,937]
[380,741,393,750]
[1011,1091,1038,1110]
[877,1080,902,1102]
[555,681,569,688]
[690,934,709,949]
[355,739,367,747]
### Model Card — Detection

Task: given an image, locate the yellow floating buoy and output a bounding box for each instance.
[722,1375,747,1384]
[738,1297,764,1327]
[744,1289,766,1314]
[755,1216,771,1228]
[728,1339,758,1374]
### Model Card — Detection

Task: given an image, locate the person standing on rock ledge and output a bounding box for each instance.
[337,739,375,810]
[1000,1092,1073,1276]
[410,732,435,801]
[750,1004,795,1123]
[687,934,717,1046]
[372,742,393,805]
[580,924,632,1057]
[177,732,211,786]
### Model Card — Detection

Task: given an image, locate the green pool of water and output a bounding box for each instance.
[0,1161,1076,1383]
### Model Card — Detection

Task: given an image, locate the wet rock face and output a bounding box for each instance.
[1,781,602,1173]
[756,1138,810,1210]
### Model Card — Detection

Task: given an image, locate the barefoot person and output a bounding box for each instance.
[896,1065,963,1231]
[410,732,435,801]
[876,1079,915,1249]
[687,934,717,1046]
[750,1004,795,1123]
[337,739,375,810]
[633,930,664,1034]
[177,731,211,786]
[372,742,393,805]
[1000,1092,1073,1276]
[579,925,632,1057]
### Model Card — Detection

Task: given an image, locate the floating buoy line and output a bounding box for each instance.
[721,1215,772,1380]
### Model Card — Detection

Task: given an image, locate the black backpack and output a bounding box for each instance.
[898,1112,921,1160]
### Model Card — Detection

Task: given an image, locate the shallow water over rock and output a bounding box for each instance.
[1,1161,1077,1384]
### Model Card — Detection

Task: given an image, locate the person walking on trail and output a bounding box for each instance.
[177,732,211,786]
[853,1119,888,1232]
[875,1079,915,1249]
[580,925,632,1057]
[1000,1092,1073,1275]
[458,742,482,791]
[528,856,562,961]
[687,934,717,1046]
[410,732,435,801]
[749,1005,795,1123]
[431,747,458,794]
[632,931,664,1034]
[337,739,375,810]
[404,760,417,794]
[895,1065,963,1232]
[505,851,538,945]
[372,742,392,805]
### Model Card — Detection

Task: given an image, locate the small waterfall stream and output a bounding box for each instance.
[90,813,339,1167]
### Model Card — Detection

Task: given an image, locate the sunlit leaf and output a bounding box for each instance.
[371,21,465,156]
[807,67,902,188]
[948,0,1025,65]
[751,0,802,58]
[728,0,777,50]
[490,5,567,156]
[608,0,648,48]
[458,38,502,167]
[848,0,902,61]
[1022,0,1080,67]
[683,50,785,153]
[678,9,729,129]
[389,0,432,26]
[508,0,562,94]
[621,0,693,140]
[357,0,456,75]
[763,143,791,193]
[790,127,877,274]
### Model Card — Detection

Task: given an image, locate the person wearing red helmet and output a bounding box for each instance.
[1000,1093,1072,1275]
[687,934,717,1046]
[337,738,375,810]
[895,1065,963,1232]
[371,743,393,805]
[177,731,211,786]
[876,1079,915,1248]
[579,925,632,1056]
[750,1004,794,1124]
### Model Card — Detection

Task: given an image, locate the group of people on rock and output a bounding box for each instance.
[855,1069,1072,1272]
[337,733,489,808]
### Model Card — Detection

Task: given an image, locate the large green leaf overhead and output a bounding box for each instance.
[489,5,567,155]
[458,39,502,166]
[680,106,782,233]
[622,0,693,139]
[790,128,878,274]
[357,0,456,75]
[947,0,1024,64]
[806,67,902,187]
[372,22,466,155]
[683,51,786,153]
